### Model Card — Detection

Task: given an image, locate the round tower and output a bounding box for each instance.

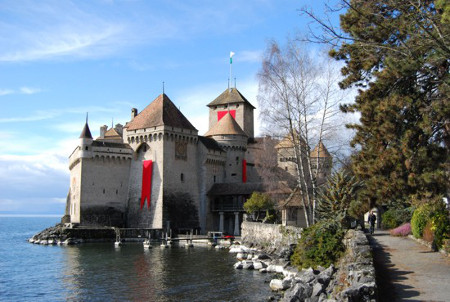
[79,122,93,158]
[204,112,248,183]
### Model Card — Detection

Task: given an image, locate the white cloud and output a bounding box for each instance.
[0,89,14,96]
[19,87,42,94]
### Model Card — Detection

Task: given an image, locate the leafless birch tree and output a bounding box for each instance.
[257,38,346,227]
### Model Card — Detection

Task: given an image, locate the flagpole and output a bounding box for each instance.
[229,51,235,91]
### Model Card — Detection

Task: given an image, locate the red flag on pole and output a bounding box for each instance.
[242,159,247,183]
[140,160,153,209]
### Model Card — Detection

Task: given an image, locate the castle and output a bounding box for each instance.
[64,87,332,235]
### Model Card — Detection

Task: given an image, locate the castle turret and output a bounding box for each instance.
[310,141,332,185]
[205,112,248,183]
[79,122,93,158]
[207,88,255,139]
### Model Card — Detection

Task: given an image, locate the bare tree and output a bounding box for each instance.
[257,38,345,227]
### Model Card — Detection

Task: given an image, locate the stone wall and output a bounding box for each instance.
[240,221,302,253]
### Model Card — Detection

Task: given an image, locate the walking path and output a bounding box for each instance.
[369,230,450,302]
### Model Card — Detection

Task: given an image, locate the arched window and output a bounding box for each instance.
[180,173,184,182]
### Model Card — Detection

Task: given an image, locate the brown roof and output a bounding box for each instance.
[310,141,331,158]
[127,94,197,131]
[207,88,256,109]
[103,128,121,140]
[92,141,132,149]
[198,136,224,152]
[79,122,93,139]
[277,186,303,209]
[204,112,247,137]
[275,133,306,149]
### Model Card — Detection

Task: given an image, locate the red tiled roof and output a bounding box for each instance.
[204,112,247,137]
[207,88,255,109]
[310,141,331,158]
[127,94,197,131]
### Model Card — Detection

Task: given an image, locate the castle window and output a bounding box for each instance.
[85,146,88,151]
[180,173,184,182]
[103,189,105,194]
[231,173,236,177]
[214,175,216,183]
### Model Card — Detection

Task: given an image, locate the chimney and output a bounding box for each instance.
[100,125,108,139]
[115,123,123,136]
[131,108,138,120]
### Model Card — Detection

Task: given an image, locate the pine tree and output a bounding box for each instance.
[325,0,450,206]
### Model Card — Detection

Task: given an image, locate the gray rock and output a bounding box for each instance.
[270,279,289,291]
[253,261,267,270]
[282,282,313,302]
[234,261,243,269]
[297,268,316,284]
[242,260,254,270]
[317,264,334,285]
[312,282,323,297]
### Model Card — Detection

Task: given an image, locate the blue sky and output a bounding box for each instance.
[0,0,347,215]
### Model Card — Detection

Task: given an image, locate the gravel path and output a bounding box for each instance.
[369,230,450,302]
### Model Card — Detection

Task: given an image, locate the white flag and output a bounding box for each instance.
[230,51,235,64]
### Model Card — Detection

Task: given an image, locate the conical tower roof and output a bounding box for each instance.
[127,94,197,131]
[207,88,255,109]
[79,122,93,139]
[204,112,247,137]
[275,132,306,149]
[310,141,331,158]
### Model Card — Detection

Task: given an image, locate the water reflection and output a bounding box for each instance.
[60,243,272,301]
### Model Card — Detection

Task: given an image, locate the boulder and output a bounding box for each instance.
[282,282,313,302]
[234,262,243,269]
[269,279,290,291]
[253,261,267,270]
[242,260,254,270]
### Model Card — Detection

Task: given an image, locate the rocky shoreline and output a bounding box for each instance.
[230,229,377,302]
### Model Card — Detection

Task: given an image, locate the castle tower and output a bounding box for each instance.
[204,112,248,183]
[207,88,255,139]
[123,94,200,230]
[310,141,332,186]
[79,121,93,158]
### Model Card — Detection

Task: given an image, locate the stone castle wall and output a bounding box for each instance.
[240,221,303,253]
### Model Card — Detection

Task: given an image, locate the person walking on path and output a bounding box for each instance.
[368,211,377,234]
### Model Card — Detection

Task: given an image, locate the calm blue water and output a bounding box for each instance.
[0,217,272,302]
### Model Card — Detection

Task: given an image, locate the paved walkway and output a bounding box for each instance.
[368,230,450,302]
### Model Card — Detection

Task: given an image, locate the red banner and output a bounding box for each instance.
[242,159,247,183]
[217,110,236,121]
[140,160,153,209]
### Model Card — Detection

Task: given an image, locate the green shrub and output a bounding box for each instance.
[431,210,450,250]
[411,200,450,249]
[411,203,435,238]
[382,207,414,229]
[291,219,345,269]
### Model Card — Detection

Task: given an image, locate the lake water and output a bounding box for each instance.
[0,216,273,301]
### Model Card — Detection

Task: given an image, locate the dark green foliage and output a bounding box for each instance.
[315,171,363,226]
[333,0,449,207]
[411,199,450,249]
[381,207,414,229]
[291,219,345,269]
